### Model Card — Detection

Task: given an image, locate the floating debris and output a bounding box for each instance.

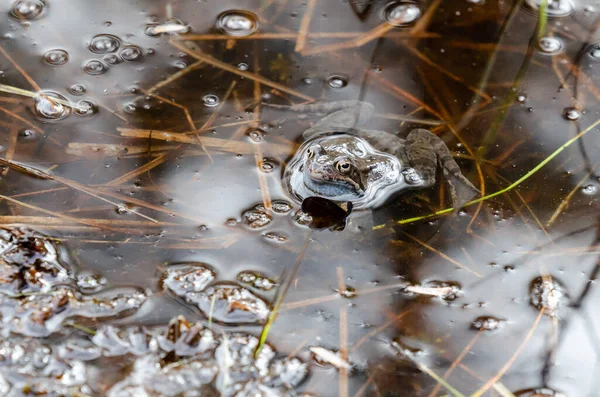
[0,286,147,337]
[403,281,462,301]
[471,316,505,331]
[310,346,351,370]
[237,271,277,291]
[263,232,288,243]
[162,263,216,298]
[76,271,107,292]
[242,204,273,229]
[337,286,357,299]
[271,200,293,214]
[145,18,190,36]
[530,276,568,317]
[195,283,270,325]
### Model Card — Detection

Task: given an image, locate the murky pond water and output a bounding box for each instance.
[0,0,598,395]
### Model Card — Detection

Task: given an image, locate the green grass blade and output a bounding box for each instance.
[373,118,600,229]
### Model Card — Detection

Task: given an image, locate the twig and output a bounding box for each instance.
[169,39,314,101]
[295,0,317,52]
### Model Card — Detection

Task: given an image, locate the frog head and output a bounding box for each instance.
[284,134,403,208]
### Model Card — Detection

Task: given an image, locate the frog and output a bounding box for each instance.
[279,100,479,211]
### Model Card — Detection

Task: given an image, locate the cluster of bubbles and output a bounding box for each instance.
[216,10,259,37]
[382,1,422,26]
[85,34,143,75]
[0,315,309,396]
[161,263,270,325]
[0,227,147,337]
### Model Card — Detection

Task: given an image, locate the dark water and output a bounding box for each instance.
[0,0,599,396]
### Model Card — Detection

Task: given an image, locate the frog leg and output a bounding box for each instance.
[264,101,374,139]
[404,129,479,208]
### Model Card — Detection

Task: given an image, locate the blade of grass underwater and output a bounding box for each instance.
[415,361,467,397]
[255,233,311,357]
[373,117,600,229]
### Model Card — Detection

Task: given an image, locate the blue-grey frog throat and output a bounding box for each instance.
[281,101,479,210]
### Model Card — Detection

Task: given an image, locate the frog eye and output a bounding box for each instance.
[335,159,352,173]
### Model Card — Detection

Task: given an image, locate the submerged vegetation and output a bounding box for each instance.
[0,0,598,396]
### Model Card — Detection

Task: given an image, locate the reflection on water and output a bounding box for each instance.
[0,0,598,395]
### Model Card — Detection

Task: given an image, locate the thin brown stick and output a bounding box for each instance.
[353,373,375,397]
[351,309,412,350]
[470,308,545,397]
[339,307,349,397]
[401,231,482,278]
[336,267,345,295]
[0,194,121,233]
[0,106,44,133]
[295,0,317,52]
[104,154,169,187]
[118,128,296,156]
[426,331,483,397]
[146,60,204,93]
[169,39,314,101]
[546,163,600,227]
[0,45,41,91]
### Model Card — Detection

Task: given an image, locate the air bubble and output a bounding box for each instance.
[582,184,597,195]
[538,36,563,55]
[589,43,600,59]
[89,34,121,54]
[10,0,44,20]
[524,0,574,18]
[120,45,142,61]
[471,316,504,331]
[203,94,219,107]
[237,62,249,70]
[18,128,37,140]
[382,1,421,26]
[261,159,275,173]
[517,95,527,103]
[248,129,265,142]
[75,100,96,116]
[327,74,348,89]
[69,84,86,96]
[43,49,68,66]
[537,36,563,54]
[216,10,259,37]
[33,91,70,120]
[563,107,581,121]
[84,60,107,75]
[103,53,121,65]
[123,103,136,113]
